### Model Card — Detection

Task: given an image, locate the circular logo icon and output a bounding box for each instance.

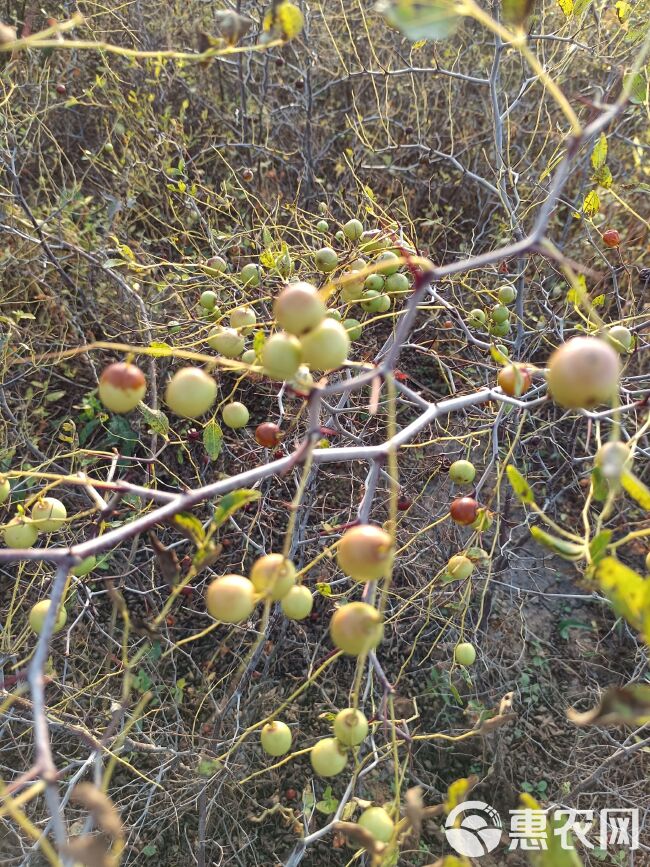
[445,800,503,857]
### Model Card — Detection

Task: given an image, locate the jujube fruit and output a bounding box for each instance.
[546,337,620,409]
[98,362,146,413]
[446,555,474,581]
[310,737,348,777]
[602,229,620,248]
[274,282,326,335]
[498,285,517,304]
[281,585,313,619]
[448,460,476,485]
[250,554,296,601]
[333,708,368,746]
[222,402,249,429]
[329,602,383,656]
[165,367,217,418]
[337,524,393,582]
[71,555,97,577]
[385,271,410,293]
[262,332,302,380]
[357,807,394,843]
[255,422,281,448]
[343,218,364,241]
[200,290,218,310]
[498,364,532,397]
[300,319,350,371]
[29,600,67,635]
[374,251,400,275]
[0,476,11,505]
[364,274,385,293]
[606,325,632,353]
[205,575,256,623]
[230,306,257,333]
[30,497,67,532]
[315,247,339,273]
[207,327,245,358]
[449,497,479,525]
[239,263,261,286]
[3,518,39,548]
[454,641,476,666]
[343,318,362,341]
[595,441,632,481]
[260,721,292,756]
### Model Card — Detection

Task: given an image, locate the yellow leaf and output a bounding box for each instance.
[557,0,573,15]
[595,556,649,640]
[582,189,600,217]
[263,1,304,40]
[444,777,476,814]
[621,470,650,509]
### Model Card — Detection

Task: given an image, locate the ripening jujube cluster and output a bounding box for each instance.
[0,208,634,850]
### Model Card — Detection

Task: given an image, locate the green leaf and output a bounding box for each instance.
[103,258,127,270]
[211,489,260,530]
[592,164,613,189]
[139,404,169,437]
[377,0,460,41]
[592,293,605,308]
[588,530,612,564]
[490,344,509,367]
[519,794,585,865]
[315,785,339,815]
[203,419,223,460]
[591,466,609,501]
[171,512,206,546]
[502,0,535,26]
[316,582,332,597]
[591,133,607,170]
[624,71,647,105]
[198,758,223,776]
[530,526,584,560]
[506,465,535,504]
[582,189,600,217]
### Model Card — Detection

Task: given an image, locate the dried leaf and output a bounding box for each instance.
[70,784,123,839]
[568,683,650,726]
[148,533,180,586]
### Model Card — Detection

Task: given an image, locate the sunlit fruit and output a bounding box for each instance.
[358,807,394,843]
[29,600,67,635]
[230,306,257,334]
[250,553,296,600]
[343,318,362,341]
[360,229,390,253]
[281,585,313,619]
[300,319,350,371]
[310,737,348,777]
[205,255,227,273]
[262,332,302,380]
[0,476,10,505]
[335,230,345,243]
[446,555,474,581]
[340,277,365,302]
[546,337,620,409]
[491,305,510,324]
[165,367,217,418]
[255,422,281,447]
[602,229,620,248]
[361,291,391,313]
[375,251,400,275]
[222,402,249,429]
[207,327,245,358]
[206,574,256,623]
[290,365,315,392]
[330,602,383,656]
[315,246,339,273]
[350,258,367,272]
[333,708,368,746]
[239,263,261,286]
[327,309,342,321]
[71,555,97,577]
[450,497,479,525]
[260,720,292,756]
[595,441,632,481]
[274,282,326,335]
[365,274,384,292]
[448,460,476,485]
[98,362,146,413]
[498,284,517,304]
[3,518,38,548]
[343,218,364,241]
[337,524,393,582]
[316,219,329,232]
[454,641,476,666]
[31,497,67,532]
[606,325,632,353]
[242,349,257,364]
[385,271,410,293]
[498,364,532,397]
[200,290,218,310]
[468,309,486,328]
